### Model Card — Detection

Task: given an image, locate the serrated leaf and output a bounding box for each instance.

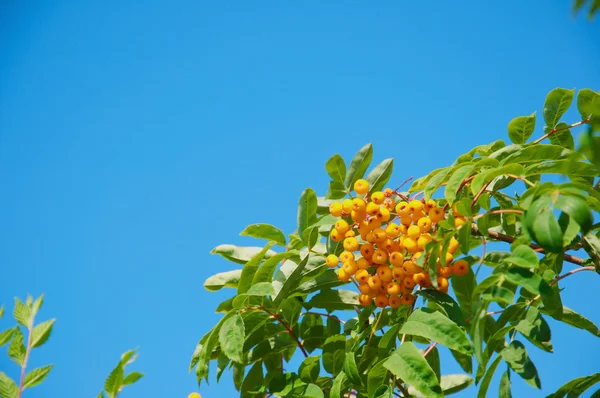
[31,319,55,348]
[123,371,143,385]
[504,245,539,268]
[326,154,347,184]
[23,365,53,388]
[425,166,456,201]
[272,255,311,307]
[445,164,475,205]
[344,143,373,188]
[233,282,275,309]
[524,195,564,252]
[501,144,572,165]
[203,269,243,292]
[367,359,388,398]
[471,164,524,195]
[210,244,276,264]
[482,286,515,306]
[299,355,321,383]
[331,371,347,398]
[501,340,541,389]
[499,370,512,398]
[252,250,299,285]
[366,158,394,193]
[525,160,598,177]
[219,312,244,363]
[450,349,472,374]
[13,298,31,327]
[8,328,26,365]
[451,267,476,317]
[417,289,466,327]
[104,362,125,398]
[0,328,15,347]
[543,88,575,128]
[508,113,536,144]
[0,372,19,398]
[384,342,443,398]
[514,307,553,352]
[240,223,286,246]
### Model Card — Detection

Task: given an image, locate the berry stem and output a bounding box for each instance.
[532,119,590,144]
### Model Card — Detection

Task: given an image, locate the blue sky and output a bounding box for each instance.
[1,1,599,397]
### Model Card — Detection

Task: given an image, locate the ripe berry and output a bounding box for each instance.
[367,275,382,290]
[408,199,424,213]
[452,259,469,276]
[356,269,370,284]
[454,217,466,228]
[389,295,401,308]
[417,217,432,233]
[330,229,343,242]
[326,254,339,268]
[335,219,350,234]
[351,198,366,212]
[360,243,375,260]
[403,277,416,289]
[366,202,380,216]
[384,198,395,211]
[342,199,353,214]
[437,266,453,278]
[423,199,437,212]
[437,276,449,292]
[329,202,343,217]
[402,260,420,275]
[372,228,387,243]
[395,201,410,217]
[387,281,401,295]
[429,208,445,223]
[343,261,358,275]
[400,215,412,226]
[384,188,394,197]
[371,191,385,205]
[351,210,367,223]
[354,179,369,195]
[367,217,383,230]
[359,294,372,306]
[372,249,389,265]
[403,237,418,253]
[452,203,463,217]
[358,283,371,295]
[390,251,405,267]
[392,266,406,281]
[401,293,415,306]
[337,268,350,281]
[413,272,427,286]
[344,237,359,252]
[188,393,202,398]
[448,237,459,254]
[407,225,421,240]
[441,252,454,266]
[345,230,356,238]
[375,294,389,308]
[377,265,393,283]
[357,257,371,270]
[417,234,432,250]
[376,206,391,222]
[339,251,355,263]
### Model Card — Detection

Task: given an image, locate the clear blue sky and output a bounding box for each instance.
[1,1,599,397]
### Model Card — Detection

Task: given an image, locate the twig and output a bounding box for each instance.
[475,237,487,278]
[423,342,438,357]
[472,209,524,221]
[300,312,345,324]
[532,119,589,144]
[506,174,535,187]
[528,266,595,306]
[17,321,33,398]
[471,181,493,207]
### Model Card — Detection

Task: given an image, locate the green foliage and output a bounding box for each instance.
[100,349,144,398]
[199,87,600,397]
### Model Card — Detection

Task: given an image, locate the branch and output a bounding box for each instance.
[532,119,589,144]
[550,266,595,285]
[300,312,345,324]
[423,342,438,357]
[470,223,585,266]
[17,320,34,398]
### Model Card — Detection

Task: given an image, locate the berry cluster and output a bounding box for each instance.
[326,179,470,308]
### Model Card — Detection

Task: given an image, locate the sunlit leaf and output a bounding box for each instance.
[384,342,443,398]
[240,223,286,246]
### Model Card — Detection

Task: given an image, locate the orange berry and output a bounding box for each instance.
[454,217,466,228]
[423,199,437,212]
[372,228,387,243]
[437,276,449,291]
[357,220,370,236]
[452,259,469,276]
[395,201,410,216]
[437,266,453,278]
[366,202,380,216]
[354,179,369,195]
[417,217,432,233]
[344,237,359,252]
[371,191,385,205]
[389,295,401,308]
[337,268,350,281]
[345,230,356,238]
[401,293,415,306]
[452,203,463,217]
[383,188,394,197]
[411,210,426,223]
[376,206,391,222]
[367,217,383,230]
[329,202,343,217]
[330,229,343,242]
[359,294,372,306]
[351,210,367,223]
[403,277,416,290]
[448,237,459,254]
[381,238,395,252]
[399,224,408,235]
[390,251,405,267]
[357,257,371,270]
[343,261,358,275]
[375,294,389,308]
[400,215,412,226]
[360,243,375,260]
[392,266,406,281]
[367,275,382,290]
[402,260,421,275]
[355,269,370,284]
[407,225,421,240]
[342,199,353,214]
[326,254,339,268]
[417,234,433,250]
[392,239,404,253]
[352,198,367,212]
[384,198,396,211]
[429,208,445,223]
[372,249,389,265]
[404,237,418,253]
[335,219,350,234]
[387,281,401,296]
[413,272,427,286]
[408,200,424,214]
[358,283,371,295]
[377,265,393,283]
[339,251,355,263]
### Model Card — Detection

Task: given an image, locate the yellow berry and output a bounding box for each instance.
[359,294,372,306]
[413,272,427,286]
[354,179,369,195]
[448,237,459,254]
[367,275,382,290]
[404,237,418,253]
[357,257,371,270]
[440,252,454,266]
[438,266,453,278]
[384,198,395,211]
[329,202,343,217]
[372,228,387,243]
[376,206,391,222]
[366,202,380,216]
[351,210,367,223]
[344,237,359,252]
[392,266,406,281]
[403,277,416,290]
[352,198,367,212]
[429,208,445,223]
[330,229,343,242]
[402,260,421,275]
[377,265,393,283]
[339,251,355,263]
[400,215,413,226]
[384,223,400,238]
[407,225,421,240]
[355,269,370,284]
[358,283,371,295]
[342,199,353,214]
[335,219,350,234]
[437,276,449,292]
[384,188,394,197]
[188,393,202,398]
[452,203,463,217]
[345,230,356,238]
[417,217,432,233]
[417,234,433,250]
[360,243,375,260]
[375,294,389,308]
[454,217,466,228]
[387,281,401,296]
[395,201,410,216]
[326,254,339,268]
[390,252,405,267]
[337,268,351,281]
[371,191,385,204]
[408,200,424,214]
[372,249,389,265]
[423,199,437,212]
[367,217,382,230]
[343,261,358,275]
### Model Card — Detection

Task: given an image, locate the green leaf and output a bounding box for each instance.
[23,365,53,388]
[471,164,524,195]
[298,188,318,245]
[450,349,472,374]
[543,88,575,128]
[399,308,472,355]
[366,158,394,193]
[508,113,536,144]
[425,166,456,201]
[417,289,466,327]
[501,144,572,165]
[204,269,243,292]
[556,193,593,233]
[238,243,275,295]
[505,267,553,297]
[372,385,393,398]
[540,306,600,338]
[547,372,600,398]
[525,160,598,177]
[501,340,541,389]
[31,295,44,317]
[577,88,600,120]
[482,286,515,306]
[344,143,373,188]
[299,355,321,383]
[384,342,443,398]
[451,267,476,317]
[233,282,275,309]
[514,307,552,352]
[368,359,389,398]
[524,195,563,252]
[272,255,311,307]
[13,298,32,327]
[219,312,244,363]
[378,324,399,357]
[0,372,19,398]
[306,289,359,312]
[0,328,15,347]
[192,311,235,383]
[123,371,144,386]
[425,346,441,381]
[440,374,474,395]
[478,355,502,398]
[104,362,125,398]
[8,328,26,365]
[326,154,347,184]
[499,370,512,398]
[504,245,539,268]
[445,164,475,205]
[0,306,3,319]
[210,244,277,264]
[327,181,347,199]
[344,352,362,385]
[252,250,299,285]
[322,334,346,375]
[293,270,345,296]
[240,224,286,246]
[241,362,264,393]
[546,123,575,149]
[331,371,347,398]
